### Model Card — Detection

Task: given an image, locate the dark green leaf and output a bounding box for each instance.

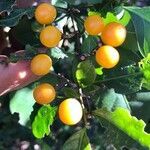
[38,73,66,86]
[125,6,150,56]
[32,105,57,139]
[74,16,84,33]
[0,0,15,13]
[63,128,91,150]
[31,21,43,33]
[76,60,97,87]
[0,7,35,27]
[62,87,80,99]
[95,88,130,111]
[81,36,98,54]
[132,92,150,102]
[11,17,39,46]
[130,101,150,126]
[63,0,102,5]
[9,88,35,126]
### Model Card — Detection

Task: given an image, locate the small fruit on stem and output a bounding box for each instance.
[58,98,83,125]
[33,83,56,105]
[101,22,126,47]
[31,54,52,76]
[40,26,62,48]
[84,15,105,35]
[35,3,57,24]
[96,45,120,69]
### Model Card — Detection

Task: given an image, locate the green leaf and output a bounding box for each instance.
[93,107,150,148]
[49,47,68,59]
[103,12,118,25]
[76,60,97,87]
[62,87,80,99]
[88,11,101,16]
[96,88,130,111]
[74,15,84,33]
[103,10,131,26]
[95,67,103,75]
[38,73,62,85]
[81,36,98,54]
[32,105,57,139]
[0,0,15,13]
[10,17,39,46]
[63,128,91,150]
[9,88,35,126]
[125,6,150,56]
[31,21,43,33]
[63,0,102,5]
[119,10,131,26]
[133,92,150,102]
[0,7,35,27]
[139,53,150,90]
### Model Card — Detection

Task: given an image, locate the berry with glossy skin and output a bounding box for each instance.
[31,54,52,76]
[40,26,62,48]
[58,98,83,125]
[33,83,56,105]
[35,3,57,24]
[101,22,126,47]
[96,45,120,69]
[84,15,105,35]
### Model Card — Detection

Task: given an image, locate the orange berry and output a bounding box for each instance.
[58,98,83,125]
[101,22,126,47]
[40,26,62,48]
[96,45,120,69]
[35,3,57,24]
[33,83,56,105]
[84,15,105,35]
[31,54,52,76]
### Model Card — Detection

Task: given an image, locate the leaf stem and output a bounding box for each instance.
[94,72,142,84]
[51,72,77,88]
[79,88,87,126]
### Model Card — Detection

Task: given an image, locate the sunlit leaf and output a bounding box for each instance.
[76,60,96,87]
[32,105,57,139]
[10,88,35,126]
[93,107,150,148]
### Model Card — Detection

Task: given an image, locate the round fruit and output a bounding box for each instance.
[35,3,57,24]
[96,45,119,69]
[40,26,62,48]
[33,83,56,105]
[101,22,126,47]
[84,15,105,35]
[31,54,52,76]
[58,98,83,125]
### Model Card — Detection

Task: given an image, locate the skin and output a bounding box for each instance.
[0,51,40,96]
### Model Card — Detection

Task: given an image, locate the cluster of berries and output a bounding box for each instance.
[31,3,83,125]
[84,15,126,69]
[29,3,127,126]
